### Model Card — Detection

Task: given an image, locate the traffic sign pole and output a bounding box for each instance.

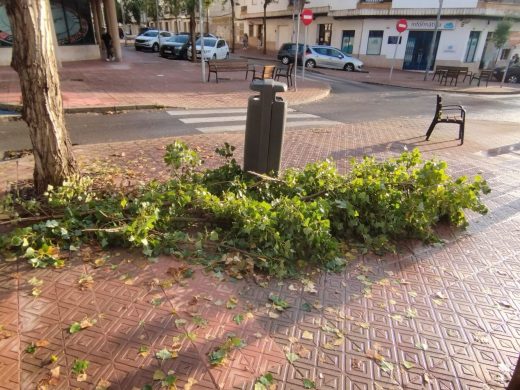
[302,25,307,80]
[294,8,301,91]
[298,9,313,87]
[389,32,401,80]
[389,19,407,80]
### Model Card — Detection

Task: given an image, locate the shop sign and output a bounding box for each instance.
[408,20,455,30]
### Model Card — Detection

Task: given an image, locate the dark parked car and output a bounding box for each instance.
[160,34,191,59]
[277,43,305,65]
[493,64,520,83]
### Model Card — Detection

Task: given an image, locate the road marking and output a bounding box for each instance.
[167,108,296,116]
[197,120,341,133]
[180,113,319,124]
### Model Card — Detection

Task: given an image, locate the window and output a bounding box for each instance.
[248,24,254,37]
[387,36,402,45]
[328,48,343,58]
[367,30,383,55]
[464,31,480,62]
[313,47,328,55]
[500,48,511,60]
[342,30,355,54]
[318,24,332,45]
[1,0,96,47]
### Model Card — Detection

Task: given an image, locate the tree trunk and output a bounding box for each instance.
[4,0,77,195]
[263,6,267,54]
[230,0,235,54]
[508,354,520,390]
[189,12,196,62]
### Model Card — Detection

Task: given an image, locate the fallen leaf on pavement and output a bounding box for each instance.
[95,378,111,390]
[285,352,299,364]
[185,377,198,390]
[35,339,50,347]
[153,369,166,381]
[295,344,311,359]
[302,331,313,340]
[226,296,238,309]
[302,279,317,293]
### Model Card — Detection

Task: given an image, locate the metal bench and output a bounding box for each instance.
[425,94,466,145]
[274,63,294,87]
[470,69,493,87]
[207,59,254,83]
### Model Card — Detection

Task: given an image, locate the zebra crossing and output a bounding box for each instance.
[166,108,342,134]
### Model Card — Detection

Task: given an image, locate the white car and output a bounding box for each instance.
[304,45,364,71]
[187,37,230,60]
[134,30,172,52]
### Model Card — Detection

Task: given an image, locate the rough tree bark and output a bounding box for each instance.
[189,10,196,62]
[262,0,272,55]
[3,0,78,194]
[230,0,235,54]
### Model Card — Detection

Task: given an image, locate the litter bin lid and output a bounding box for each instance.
[250,79,287,93]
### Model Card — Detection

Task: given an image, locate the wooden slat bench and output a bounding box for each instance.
[433,65,473,85]
[207,59,254,83]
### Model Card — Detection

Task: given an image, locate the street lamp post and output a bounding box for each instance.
[423,0,443,81]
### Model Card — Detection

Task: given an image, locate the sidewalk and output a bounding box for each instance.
[240,48,520,95]
[0,46,330,112]
[1,117,519,389]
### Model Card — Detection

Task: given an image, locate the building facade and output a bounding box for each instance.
[233,0,520,71]
[0,0,121,66]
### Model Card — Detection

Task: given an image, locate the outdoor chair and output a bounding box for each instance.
[469,70,493,87]
[252,65,276,81]
[425,94,466,145]
[274,63,294,87]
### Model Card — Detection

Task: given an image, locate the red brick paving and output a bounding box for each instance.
[0,46,329,111]
[1,117,520,389]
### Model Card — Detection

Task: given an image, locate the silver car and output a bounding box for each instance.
[304,45,364,71]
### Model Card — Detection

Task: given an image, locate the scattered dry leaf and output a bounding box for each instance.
[35,339,50,348]
[302,331,313,340]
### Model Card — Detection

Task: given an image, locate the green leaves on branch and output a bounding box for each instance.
[0,143,490,277]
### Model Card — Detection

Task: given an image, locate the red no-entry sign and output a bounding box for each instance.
[301,9,313,26]
[396,19,408,33]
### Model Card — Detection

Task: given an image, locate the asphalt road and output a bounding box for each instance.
[1,75,519,155]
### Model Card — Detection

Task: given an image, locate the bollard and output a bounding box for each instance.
[243,79,288,175]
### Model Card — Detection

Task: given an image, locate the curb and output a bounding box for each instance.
[306,69,520,96]
[65,104,166,114]
[0,103,167,116]
[360,80,520,96]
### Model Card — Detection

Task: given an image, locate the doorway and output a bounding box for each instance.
[403,31,441,70]
[479,32,496,69]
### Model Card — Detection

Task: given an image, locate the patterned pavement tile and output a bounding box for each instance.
[2,117,520,389]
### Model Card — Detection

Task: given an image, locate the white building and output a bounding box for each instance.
[231,0,520,71]
[0,0,123,66]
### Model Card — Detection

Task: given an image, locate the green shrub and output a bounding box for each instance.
[0,144,490,277]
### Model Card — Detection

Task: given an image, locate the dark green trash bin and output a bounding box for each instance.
[244,79,288,175]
